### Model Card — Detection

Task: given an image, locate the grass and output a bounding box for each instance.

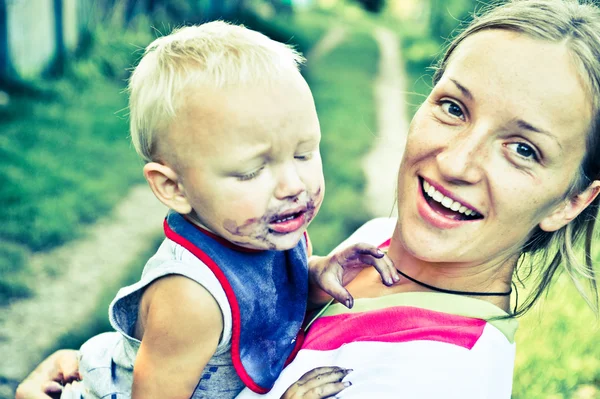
[512,273,600,399]
[0,23,153,304]
[306,30,379,254]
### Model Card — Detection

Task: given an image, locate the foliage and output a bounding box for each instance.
[353,0,386,13]
[513,274,600,399]
[0,242,31,304]
[0,17,153,303]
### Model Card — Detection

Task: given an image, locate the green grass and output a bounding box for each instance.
[0,23,153,304]
[513,272,600,399]
[306,31,379,254]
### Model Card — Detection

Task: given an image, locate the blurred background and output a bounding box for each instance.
[0,0,599,398]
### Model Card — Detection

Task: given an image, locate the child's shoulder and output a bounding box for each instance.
[139,274,223,339]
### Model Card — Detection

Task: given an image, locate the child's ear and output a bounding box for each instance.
[539,180,600,232]
[143,162,192,215]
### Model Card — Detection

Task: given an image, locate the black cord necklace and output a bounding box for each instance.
[395,268,513,297]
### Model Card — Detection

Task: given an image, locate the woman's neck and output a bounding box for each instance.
[381,234,516,312]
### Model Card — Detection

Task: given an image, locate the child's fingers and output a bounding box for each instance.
[305,380,351,398]
[357,253,398,286]
[43,381,64,394]
[349,243,385,259]
[319,274,354,308]
[298,367,352,398]
[282,367,352,399]
[55,350,81,383]
[296,366,349,383]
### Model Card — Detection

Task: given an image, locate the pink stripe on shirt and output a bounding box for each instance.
[303,306,487,351]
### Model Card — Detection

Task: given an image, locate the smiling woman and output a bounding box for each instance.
[429,0,600,318]
[236,1,600,398]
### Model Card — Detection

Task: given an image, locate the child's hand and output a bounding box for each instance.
[280,367,352,399]
[15,349,81,399]
[309,243,397,308]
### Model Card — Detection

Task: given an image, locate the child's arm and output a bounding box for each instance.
[307,243,398,308]
[132,275,223,399]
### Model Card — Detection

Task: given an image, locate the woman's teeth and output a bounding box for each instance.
[422,180,480,217]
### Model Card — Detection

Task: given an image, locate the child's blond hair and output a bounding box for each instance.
[128,21,305,162]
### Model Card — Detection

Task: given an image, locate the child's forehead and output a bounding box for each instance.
[162,78,318,157]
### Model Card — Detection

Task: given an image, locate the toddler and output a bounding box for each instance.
[67,21,396,399]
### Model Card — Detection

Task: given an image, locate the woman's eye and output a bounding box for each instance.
[440,101,465,119]
[506,143,539,162]
[237,167,264,181]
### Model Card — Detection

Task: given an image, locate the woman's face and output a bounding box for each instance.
[396,29,593,265]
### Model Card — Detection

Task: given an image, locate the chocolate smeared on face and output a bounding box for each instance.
[222,186,323,250]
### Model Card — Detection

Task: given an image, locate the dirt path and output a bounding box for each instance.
[0,185,166,397]
[363,27,409,218]
[305,25,346,63]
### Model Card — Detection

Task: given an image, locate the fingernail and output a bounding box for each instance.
[386,277,393,285]
[345,299,352,308]
[393,274,400,282]
[376,249,384,256]
[343,381,352,387]
[345,368,354,373]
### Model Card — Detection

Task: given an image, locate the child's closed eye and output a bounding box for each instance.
[294,152,314,161]
[237,166,265,181]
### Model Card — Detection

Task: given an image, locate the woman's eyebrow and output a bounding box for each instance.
[450,78,474,101]
[515,119,562,150]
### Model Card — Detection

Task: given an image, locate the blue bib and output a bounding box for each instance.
[164,211,308,393]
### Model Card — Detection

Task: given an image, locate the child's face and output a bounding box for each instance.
[166,72,325,250]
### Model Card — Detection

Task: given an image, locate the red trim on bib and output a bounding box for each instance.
[164,219,269,394]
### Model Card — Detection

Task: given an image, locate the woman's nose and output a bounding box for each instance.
[435,129,486,184]
[274,164,305,200]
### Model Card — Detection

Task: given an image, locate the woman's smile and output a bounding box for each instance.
[417,176,483,228]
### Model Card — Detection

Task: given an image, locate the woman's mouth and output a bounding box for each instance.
[417,177,483,227]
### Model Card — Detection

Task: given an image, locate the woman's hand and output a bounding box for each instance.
[308,243,397,308]
[15,349,81,399]
[281,367,352,399]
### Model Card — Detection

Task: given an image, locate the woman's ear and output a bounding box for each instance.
[539,180,600,232]
[143,162,193,215]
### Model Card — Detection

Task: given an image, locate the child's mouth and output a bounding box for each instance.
[268,209,307,234]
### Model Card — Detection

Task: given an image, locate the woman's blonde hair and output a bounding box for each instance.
[433,0,600,316]
[128,21,305,163]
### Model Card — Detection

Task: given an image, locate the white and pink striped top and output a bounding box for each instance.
[237,218,518,399]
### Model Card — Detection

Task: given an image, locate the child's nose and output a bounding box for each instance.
[275,164,305,200]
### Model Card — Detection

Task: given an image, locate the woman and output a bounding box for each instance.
[241,0,600,397]
[16,0,600,398]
